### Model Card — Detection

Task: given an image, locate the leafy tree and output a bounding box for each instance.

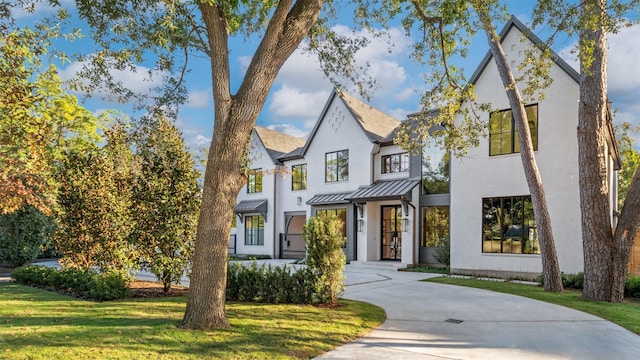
[0,24,97,215]
[55,120,137,274]
[360,0,563,291]
[616,122,640,209]
[0,205,57,267]
[133,115,201,293]
[43,0,341,329]
[534,0,640,302]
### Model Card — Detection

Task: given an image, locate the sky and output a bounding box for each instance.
[16,1,640,152]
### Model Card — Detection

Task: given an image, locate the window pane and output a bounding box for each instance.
[292,164,307,190]
[482,196,538,254]
[422,142,449,194]
[421,206,449,247]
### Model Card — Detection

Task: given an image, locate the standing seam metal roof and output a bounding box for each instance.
[346,179,420,202]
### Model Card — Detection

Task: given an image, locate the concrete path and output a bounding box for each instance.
[318,263,640,359]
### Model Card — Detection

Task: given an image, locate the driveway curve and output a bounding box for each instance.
[317,263,640,360]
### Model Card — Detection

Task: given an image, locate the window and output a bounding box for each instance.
[292,164,307,191]
[422,141,449,194]
[382,152,409,173]
[421,206,449,247]
[489,104,538,156]
[316,208,347,246]
[247,169,262,193]
[325,150,348,182]
[482,196,539,254]
[245,215,264,245]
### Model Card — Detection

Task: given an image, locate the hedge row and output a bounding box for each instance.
[12,266,131,301]
[538,272,640,298]
[226,262,318,304]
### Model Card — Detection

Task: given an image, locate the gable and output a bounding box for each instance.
[302,89,400,155]
[468,16,580,86]
[254,126,305,163]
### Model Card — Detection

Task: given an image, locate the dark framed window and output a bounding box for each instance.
[382,152,409,173]
[422,141,449,194]
[245,215,264,245]
[421,206,449,247]
[316,208,347,247]
[489,104,538,156]
[292,164,307,191]
[247,169,262,193]
[325,150,348,182]
[482,196,539,254]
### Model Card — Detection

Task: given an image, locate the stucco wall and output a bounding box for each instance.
[449,28,584,275]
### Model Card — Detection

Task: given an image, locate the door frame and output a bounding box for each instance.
[381,205,402,261]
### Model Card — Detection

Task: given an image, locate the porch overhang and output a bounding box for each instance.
[345,179,420,212]
[234,199,268,223]
[306,192,352,206]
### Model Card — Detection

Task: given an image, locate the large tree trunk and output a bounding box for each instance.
[578,0,617,301]
[180,0,324,329]
[475,6,563,292]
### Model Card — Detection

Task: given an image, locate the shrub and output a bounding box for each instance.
[304,216,346,305]
[226,262,315,304]
[0,206,56,267]
[625,276,640,298]
[435,237,450,268]
[562,272,584,290]
[12,265,130,301]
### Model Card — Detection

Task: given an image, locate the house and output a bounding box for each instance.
[232,16,620,278]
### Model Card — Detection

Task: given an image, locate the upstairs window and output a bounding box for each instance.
[382,152,409,173]
[292,164,307,191]
[247,169,262,193]
[489,104,538,156]
[325,150,349,182]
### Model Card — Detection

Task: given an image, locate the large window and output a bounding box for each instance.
[316,208,347,246]
[247,169,262,193]
[382,152,409,173]
[325,150,348,182]
[422,141,449,194]
[292,164,307,191]
[245,215,264,245]
[421,206,449,247]
[482,196,539,254]
[489,104,538,156]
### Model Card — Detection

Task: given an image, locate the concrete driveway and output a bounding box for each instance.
[317,263,640,359]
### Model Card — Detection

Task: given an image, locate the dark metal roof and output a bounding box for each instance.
[234,199,268,214]
[306,192,353,206]
[346,179,419,202]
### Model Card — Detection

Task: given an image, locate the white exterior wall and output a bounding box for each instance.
[305,98,374,193]
[234,135,278,257]
[449,28,584,274]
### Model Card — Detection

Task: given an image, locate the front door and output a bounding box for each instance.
[381,205,402,260]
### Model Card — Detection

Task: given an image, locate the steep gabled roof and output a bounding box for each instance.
[254,126,305,163]
[469,15,580,86]
[302,89,400,155]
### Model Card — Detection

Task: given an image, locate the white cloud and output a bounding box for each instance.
[59,57,167,99]
[608,25,640,95]
[268,86,330,121]
[187,88,212,109]
[267,124,309,139]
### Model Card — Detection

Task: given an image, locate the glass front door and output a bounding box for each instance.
[381,206,402,260]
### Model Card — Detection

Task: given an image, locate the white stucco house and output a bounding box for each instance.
[231,16,620,278]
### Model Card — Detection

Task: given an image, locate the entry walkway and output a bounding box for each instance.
[318,263,640,359]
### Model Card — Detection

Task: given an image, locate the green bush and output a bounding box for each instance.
[304,216,346,305]
[435,237,450,267]
[226,262,315,304]
[12,266,131,301]
[562,272,584,289]
[0,206,57,267]
[625,276,640,298]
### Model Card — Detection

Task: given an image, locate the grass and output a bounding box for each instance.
[400,266,449,274]
[0,283,385,359]
[426,276,640,335]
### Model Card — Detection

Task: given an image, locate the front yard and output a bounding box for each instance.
[0,282,384,359]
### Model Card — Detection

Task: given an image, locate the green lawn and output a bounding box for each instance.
[0,283,385,359]
[426,276,640,335]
